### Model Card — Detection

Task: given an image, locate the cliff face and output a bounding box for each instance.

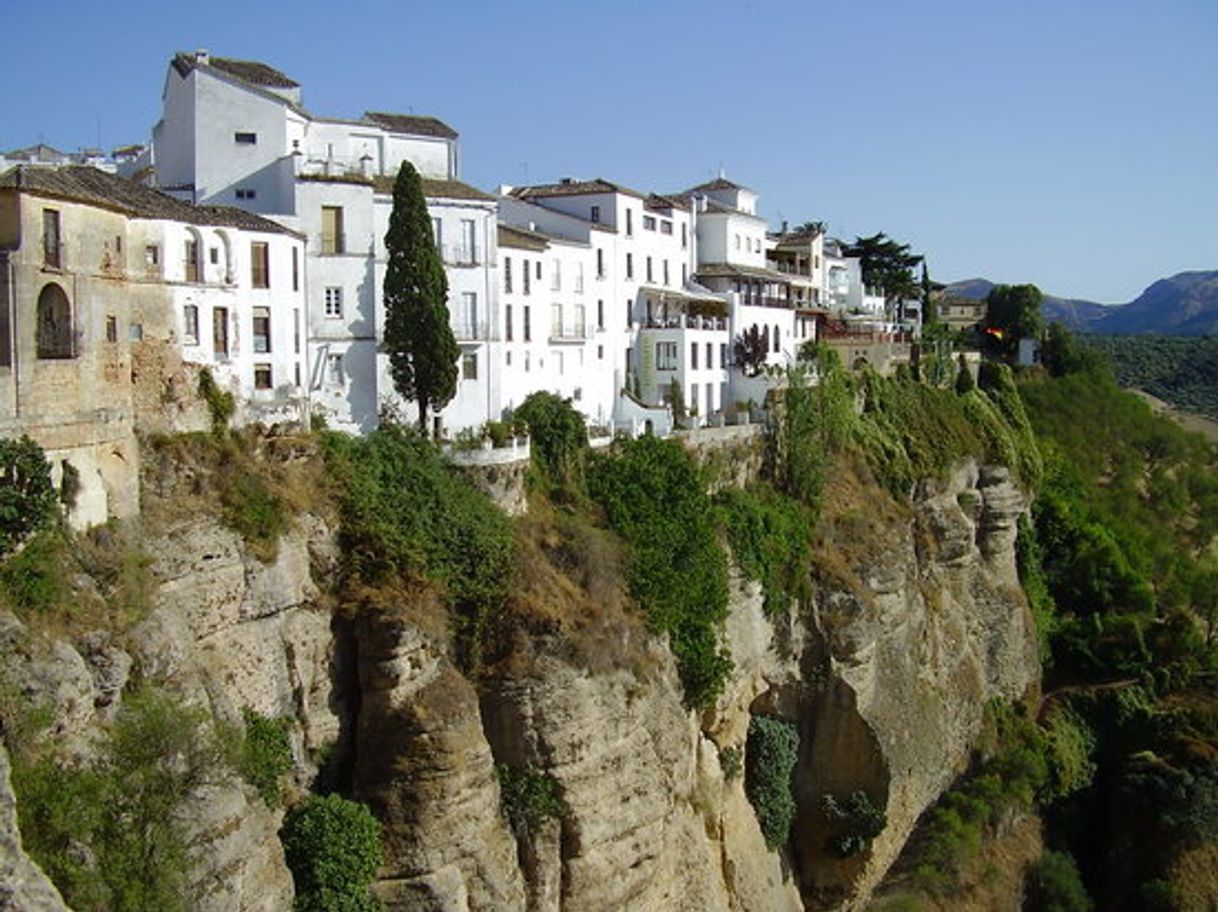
[0,452,1037,912]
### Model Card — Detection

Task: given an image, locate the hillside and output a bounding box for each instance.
[946,270,1218,334]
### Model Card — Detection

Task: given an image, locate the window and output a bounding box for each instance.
[523,305,531,341]
[105,315,118,344]
[720,343,727,367]
[432,217,442,251]
[145,244,160,274]
[773,326,780,351]
[505,304,513,341]
[575,261,584,293]
[41,211,61,269]
[292,247,299,291]
[460,219,476,264]
[550,303,562,337]
[643,215,656,231]
[682,264,688,285]
[591,205,600,223]
[523,259,531,294]
[183,305,199,345]
[251,242,269,288]
[691,342,698,370]
[294,309,301,354]
[253,306,271,353]
[661,220,672,235]
[656,341,678,370]
[209,247,219,265]
[235,188,257,200]
[128,323,143,342]
[325,287,343,318]
[596,248,605,278]
[185,239,200,282]
[213,307,229,358]
[36,283,72,358]
[254,364,272,389]
[536,261,542,279]
[663,260,669,285]
[234,132,257,144]
[681,223,687,248]
[597,299,604,330]
[460,292,478,338]
[551,260,561,291]
[625,209,633,236]
[646,256,652,283]
[706,342,713,369]
[321,206,344,254]
[327,353,344,385]
[626,253,633,280]
[462,352,478,380]
[597,344,604,360]
[574,304,586,336]
[504,256,512,293]
[735,234,741,250]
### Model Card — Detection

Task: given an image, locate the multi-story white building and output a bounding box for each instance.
[151,50,495,434]
[0,164,306,525]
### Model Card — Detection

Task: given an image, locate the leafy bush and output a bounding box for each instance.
[716,484,812,616]
[767,358,854,510]
[217,454,289,561]
[198,366,235,434]
[0,530,67,612]
[280,794,384,912]
[12,687,224,911]
[232,708,294,808]
[514,391,589,491]
[719,745,743,781]
[324,424,515,671]
[745,715,799,849]
[0,435,58,556]
[587,435,730,707]
[496,763,564,836]
[1025,850,1093,912]
[823,790,887,857]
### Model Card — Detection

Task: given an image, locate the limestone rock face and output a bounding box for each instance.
[0,746,70,912]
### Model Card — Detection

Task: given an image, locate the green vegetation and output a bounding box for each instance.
[280,793,384,912]
[769,354,855,510]
[744,714,799,849]
[1026,850,1093,912]
[197,366,235,434]
[984,284,1044,358]
[0,435,58,557]
[843,232,923,308]
[10,687,225,912]
[230,708,294,808]
[1080,334,1218,419]
[514,391,589,493]
[715,484,811,616]
[496,763,564,836]
[719,744,743,781]
[324,424,515,671]
[823,790,887,858]
[587,435,730,708]
[382,161,459,431]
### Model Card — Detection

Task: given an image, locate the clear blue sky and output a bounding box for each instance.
[4,0,1215,303]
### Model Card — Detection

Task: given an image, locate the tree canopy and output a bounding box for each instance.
[382,161,459,432]
[985,284,1044,357]
[843,232,923,307]
[733,326,769,377]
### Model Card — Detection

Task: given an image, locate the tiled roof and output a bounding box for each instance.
[368,174,494,201]
[3,144,71,163]
[696,262,792,283]
[363,112,458,139]
[686,176,753,194]
[172,52,299,89]
[497,224,549,251]
[644,193,689,213]
[0,165,300,236]
[511,178,645,201]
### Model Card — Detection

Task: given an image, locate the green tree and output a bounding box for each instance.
[280,794,384,912]
[843,232,923,313]
[0,435,58,556]
[382,162,459,433]
[733,325,769,377]
[985,284,1044,358]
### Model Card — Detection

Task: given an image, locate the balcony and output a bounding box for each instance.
[442,244,478,267]
[454,320,493,342]
[548,323,591,344]
[640,315,728,332]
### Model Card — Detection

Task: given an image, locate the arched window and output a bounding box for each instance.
[36,283,74,359]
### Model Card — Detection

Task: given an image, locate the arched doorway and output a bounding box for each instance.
[36,283,73,359]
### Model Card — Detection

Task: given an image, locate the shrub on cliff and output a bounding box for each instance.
[715,484,812,617]
[745,714,799,849]
[513,391,588,494]
[281,793,384,912]
[323,424,514,671]
[0,435,58,557]
[587,435,730,708]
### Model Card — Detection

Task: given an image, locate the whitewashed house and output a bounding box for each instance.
[151,50,495,435]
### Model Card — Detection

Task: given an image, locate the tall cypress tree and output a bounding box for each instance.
[383,161,459,432]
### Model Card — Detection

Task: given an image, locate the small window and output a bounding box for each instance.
[254,364,272,389]
[184,240,200,282]
[183,305,199,345]
[213,307,229,357]
[291,247,299,291]
[504,256,512,293]
[321,207,345,255]
[105,315,118,343]
[505,304,513,341]
[235,188,257,200]
[625,209,633,236]
[523,305,531,342]
[626,253,633,280]
[128,323,143,342]
[643,215,656,231]
[210,247,219,265]
[691,342,698,370]
[597,344,604,360]
[253,306,271,353]
[251,242,269,288]
[325,287,343,318]
[656,341,678,371]
[660,220,672,235]
[42,210,61,269]
[326,353,344,385]
[646,256,653,283]
[462,352,478,380]
[234,132,258,144]
[597,299,604,330]
[536,261,542,280]
[591,205,601,223]
[145,244,160,267]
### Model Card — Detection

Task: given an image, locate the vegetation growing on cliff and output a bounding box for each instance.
[281,793,385,912]
[745,714,800,849]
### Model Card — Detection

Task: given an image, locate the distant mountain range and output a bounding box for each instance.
[944,270,1218,335]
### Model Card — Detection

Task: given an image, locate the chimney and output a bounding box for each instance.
[195,49,210,65]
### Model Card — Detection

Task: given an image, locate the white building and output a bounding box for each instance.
[151,50,494,435]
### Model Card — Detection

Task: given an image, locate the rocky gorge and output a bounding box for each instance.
[0,417,1040,911]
